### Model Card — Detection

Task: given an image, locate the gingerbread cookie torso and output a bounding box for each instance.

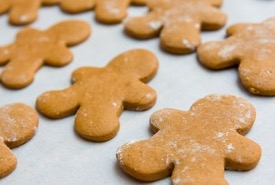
[0,103,39,178]
[198,18,275,96]
[117,95,261,184]
[36,49,158,141]
[124,0,226,54]
[0,20,91,89]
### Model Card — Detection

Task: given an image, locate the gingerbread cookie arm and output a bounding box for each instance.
[8,0,40,25]
[197,39,241,69]
[226,23,255,36]
[1,56,43,89]
[123,81,157,111]
[225,134,261,171]
[72,67,102,82]
[36,87,79,119]
[95,0,131,24]
[46,20,91,46]
[238,56,275,95]
[125,10,164,39]
[0,142,16,178]
[117,140,172,181]
[74,101,122,141]
[0,0,9,14]
[0,45,12,65]
[160,22,201,54]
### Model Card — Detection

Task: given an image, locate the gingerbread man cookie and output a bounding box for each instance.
[0,20,91,89]
[124,0,226,54]
[198,18,275,96]
[0,103,39,178]
[117,95,261,184]
[0,0,41,25]
[36,49,158,141]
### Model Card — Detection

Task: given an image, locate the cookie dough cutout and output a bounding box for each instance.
[0,0,41,25]
[0,103,39,178]
[124,0,226,54]
[0,20,91,89]
[36,49,158,142]
[198,18,275,96]
[117,95,261,184]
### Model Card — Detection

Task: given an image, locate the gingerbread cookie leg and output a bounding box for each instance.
[197,38,240,69]
[8,0,40,25]
[171,155,227,185]
[0,45,12,65]
[75,101,122,141]
[37,87,79,119]
[0,142,16,178]
[44,45,73,66]
[95,0,131,24]
[125,11,163,39]
[117,140,172,181]
[200,6,227,30]
[160,22,201,54]
[238,56,275,95]
[1,56,43,88]
[123,81,157,110]
[225,134,261,171]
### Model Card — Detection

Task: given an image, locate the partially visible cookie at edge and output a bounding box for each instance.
[0,103,39,178]
[198,18,275,96]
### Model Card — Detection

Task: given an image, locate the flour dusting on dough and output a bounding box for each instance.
[148,21,162,30]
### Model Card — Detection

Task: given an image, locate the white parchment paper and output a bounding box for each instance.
[0,0,275,184]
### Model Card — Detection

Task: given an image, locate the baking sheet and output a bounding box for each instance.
[1,0,275,184]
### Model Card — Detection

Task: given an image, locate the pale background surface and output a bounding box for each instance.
[0,0,275,184]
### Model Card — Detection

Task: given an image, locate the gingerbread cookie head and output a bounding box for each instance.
[36,49,158,142]
[117,95,261,184]
[198,18,275,96]
[0,103,38,178]
[0,0,40,25]
[0,20,91,89]
[124,0,227,54]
